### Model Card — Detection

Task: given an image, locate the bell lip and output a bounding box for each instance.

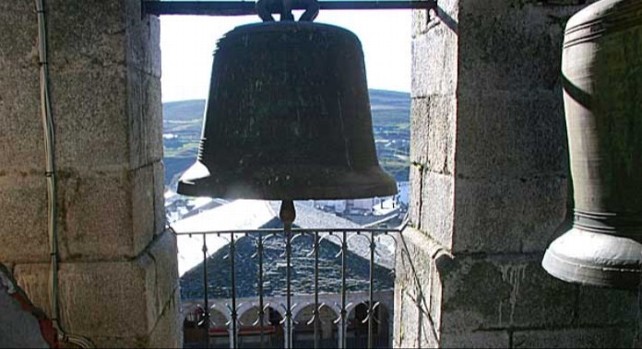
[565,0,642,34]
[542,227,642,290]
[176,161,398,201]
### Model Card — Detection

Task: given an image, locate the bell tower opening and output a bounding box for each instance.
[158,5,410,348]
[161,8,411,228]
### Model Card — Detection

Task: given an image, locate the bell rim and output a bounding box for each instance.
[542,227,642,289]
[565,0,642,38]
[178,180,398,201]
[176,161,398,200]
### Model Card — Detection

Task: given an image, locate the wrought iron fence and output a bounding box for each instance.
[174,225,403,349]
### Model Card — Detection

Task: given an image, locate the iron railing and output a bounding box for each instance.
[175,225,404,349]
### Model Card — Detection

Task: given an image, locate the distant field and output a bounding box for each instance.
[163,100,206,121]
[163,89,410,189]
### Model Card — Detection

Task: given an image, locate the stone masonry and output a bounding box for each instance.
[0,1,180,347]
[395,0,641,348]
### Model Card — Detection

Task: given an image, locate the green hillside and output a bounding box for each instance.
[163,89,410,189]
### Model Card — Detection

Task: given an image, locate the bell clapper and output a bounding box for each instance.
[279,199,296,231]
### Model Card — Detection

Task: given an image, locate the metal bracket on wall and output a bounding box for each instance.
[142,0,437,17]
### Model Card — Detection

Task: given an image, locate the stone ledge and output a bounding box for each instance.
[148,288,182,349]
[396,244,633,340]
[395,227,451,348]
[144,230,180,332]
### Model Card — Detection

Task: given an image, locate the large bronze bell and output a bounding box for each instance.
[542,0,642,289]
[177,21,397,200]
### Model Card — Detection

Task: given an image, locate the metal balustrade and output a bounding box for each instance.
[175,225,404,349]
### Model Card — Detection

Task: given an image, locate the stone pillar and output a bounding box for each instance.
[395,0,640,347]
[0,1,180,347]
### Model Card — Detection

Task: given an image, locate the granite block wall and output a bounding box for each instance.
[0,1,180,347]
[396,0,641,347]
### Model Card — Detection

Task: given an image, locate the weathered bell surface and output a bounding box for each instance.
[177,22,397,200]
[542,0,642,289]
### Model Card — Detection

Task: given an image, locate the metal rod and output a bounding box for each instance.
[286,230,292,349]
[312,231,320,349]
[280,200,296,349]
[142,0,437,16]
[202,234,210,347]
[286,223,292,349]
[340,231,347,349]
[230,233,238,349]
[258,235,265,349]
[368,236,375,349]
[174,227,397,236]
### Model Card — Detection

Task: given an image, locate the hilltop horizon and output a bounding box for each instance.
[162,88,410,104]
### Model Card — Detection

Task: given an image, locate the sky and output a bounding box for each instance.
[160,9,412,102]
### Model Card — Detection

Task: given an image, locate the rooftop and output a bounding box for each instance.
[172,200,396,300]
